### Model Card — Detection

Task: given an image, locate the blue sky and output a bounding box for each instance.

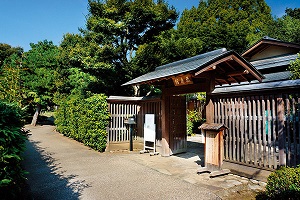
[0,0,299,51]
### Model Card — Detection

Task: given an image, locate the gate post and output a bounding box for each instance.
[161,92,171,156]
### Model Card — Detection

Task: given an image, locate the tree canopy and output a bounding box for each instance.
[73,0,178,96]
[177,0,273,53]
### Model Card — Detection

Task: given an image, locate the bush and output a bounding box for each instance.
[187,109,204,136]
[0,101,27,199]
[55,94,109,152]
[257,165,300,199]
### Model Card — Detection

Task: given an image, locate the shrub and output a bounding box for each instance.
[187,109,204,136]
[257,165,300,199]
[0,101,27,199]
[55,94,109,152]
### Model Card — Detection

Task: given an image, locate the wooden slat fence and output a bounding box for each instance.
[213,93,300,169]
[107,99,162,144]
[108,103,139,142]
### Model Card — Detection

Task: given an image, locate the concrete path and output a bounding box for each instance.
[22,125,220,200]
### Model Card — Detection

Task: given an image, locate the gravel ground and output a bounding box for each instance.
[22,125,220,200]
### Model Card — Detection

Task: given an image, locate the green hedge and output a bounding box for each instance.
[257,165,300,199]
[0,101,27,199]
[55,94,109,152]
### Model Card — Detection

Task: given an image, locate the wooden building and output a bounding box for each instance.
[107,37,300,170]
[212,37,300,169]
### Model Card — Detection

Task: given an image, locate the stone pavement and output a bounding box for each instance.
[22,125,267,200]
[124,135,267,200]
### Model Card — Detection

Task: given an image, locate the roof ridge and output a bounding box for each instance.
[155,48,227,71]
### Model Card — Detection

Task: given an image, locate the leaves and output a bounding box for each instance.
[289,53,300,80]
[55,94,109,152]
[177,0,273,53]
[0,101,27,198]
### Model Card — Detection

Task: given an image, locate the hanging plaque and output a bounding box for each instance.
[172,74,193,86]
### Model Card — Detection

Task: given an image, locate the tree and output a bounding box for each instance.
[0,53,25,106]
[0,43,23,68]
[177,0,273,53]
[269,8,300,44]
[289,53,300,79]
[131,29,204,95]
[59,33,113,96]
[285,8,300,19]
[76,0,178,96]
[22,40,60,126]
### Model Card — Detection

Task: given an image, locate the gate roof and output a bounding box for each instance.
[123,48,263,86]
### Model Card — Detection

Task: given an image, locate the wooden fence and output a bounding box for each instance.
[108,103,139,142]
[212,93,300,169]
[107,97,161,146]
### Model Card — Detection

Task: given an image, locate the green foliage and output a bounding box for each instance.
[0,43,23,68]
[187,109,204,136]
[55,94,109,152]
[268,8,300,44]
[289,53,300,79]
[0,54,25,106]
[177,0,273,53]
[70,0,178,96]
[0,101,27,199]
[257,165,300,199]
[22,40,60,106]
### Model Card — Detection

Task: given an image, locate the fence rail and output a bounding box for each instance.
[213,93,300,169]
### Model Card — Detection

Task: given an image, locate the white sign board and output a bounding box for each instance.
[144,123,156,142]
[145,114,155,125]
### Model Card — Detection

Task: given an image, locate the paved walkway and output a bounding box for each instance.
[22,125,265,200]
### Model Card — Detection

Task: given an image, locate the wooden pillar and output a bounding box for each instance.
[161,89,171,156]
[277,95,286,166]
[206,97,214,123]
[205,73,216,124]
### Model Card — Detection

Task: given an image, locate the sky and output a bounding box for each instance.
[0,0,299,51]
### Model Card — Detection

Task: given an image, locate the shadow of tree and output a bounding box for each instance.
[22,139,90,200]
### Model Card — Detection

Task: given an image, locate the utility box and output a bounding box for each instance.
[198,123,229,177]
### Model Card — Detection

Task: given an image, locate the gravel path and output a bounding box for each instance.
[22,125,220,200]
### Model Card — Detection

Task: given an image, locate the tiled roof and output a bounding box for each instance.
[212,53,299,94]
[251,54,298,70]
[212,79,300,94]
[122,48,228,86]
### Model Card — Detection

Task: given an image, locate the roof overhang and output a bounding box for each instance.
[123,49,263,87]
[242,37,300,60]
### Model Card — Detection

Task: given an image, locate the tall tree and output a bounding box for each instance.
[131,29,204,95]
[177,0,273,53]
[269,8,300,44]
[22,40,60,126]
[77,0,178,96]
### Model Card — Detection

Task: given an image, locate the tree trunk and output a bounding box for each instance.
[31,104,41,126]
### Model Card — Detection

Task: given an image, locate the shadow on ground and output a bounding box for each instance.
[22,139,90,200]
[174,141,205,166]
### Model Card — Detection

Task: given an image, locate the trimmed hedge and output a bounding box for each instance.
[0,101,27,199]
[55,94,109,152]
[257,165,300,199]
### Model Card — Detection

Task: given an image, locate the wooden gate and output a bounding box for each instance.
[169,96,187,154]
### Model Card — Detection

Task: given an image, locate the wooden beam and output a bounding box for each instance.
[226,70,249,77]
[195,55,233,76]
[232,55,262,82]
